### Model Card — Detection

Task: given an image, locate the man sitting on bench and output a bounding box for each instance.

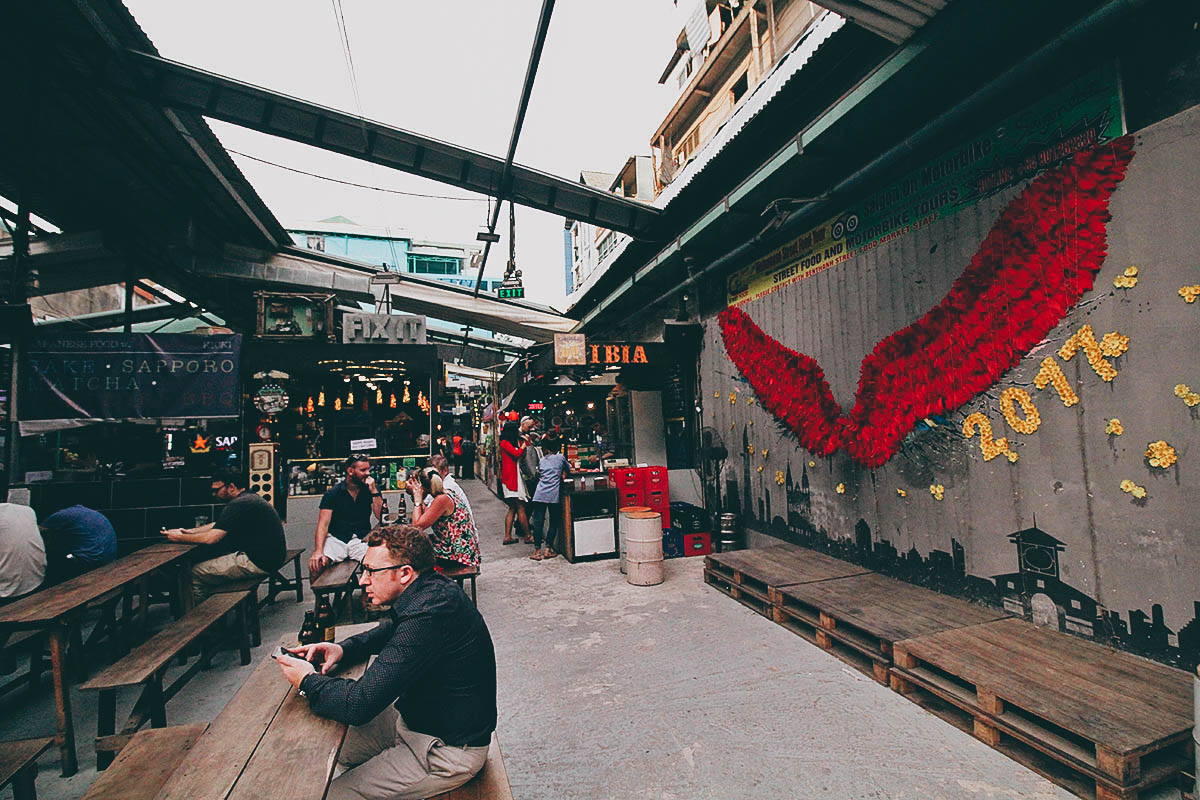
[163,469,286,602]
[309,454,382,577]
[277,525,495,800]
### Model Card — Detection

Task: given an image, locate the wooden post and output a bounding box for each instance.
[764,0,777,67]
[49,626,78,776]
[97,689,116,770]
[748,4,762,85]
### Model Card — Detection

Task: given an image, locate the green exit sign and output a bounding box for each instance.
[497,286,524,299]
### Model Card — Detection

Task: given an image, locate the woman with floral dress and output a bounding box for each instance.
[408,467,481,569]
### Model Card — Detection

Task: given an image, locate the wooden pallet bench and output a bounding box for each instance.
[82,724,206,800]
[431,733,513,799]
[703,544,870,618]
[0,737,54,800]
[80,589,254,769]
[264,548,305,605]
[773,572,1008,684]
[890,617,1193,800]
[311,558,361,622]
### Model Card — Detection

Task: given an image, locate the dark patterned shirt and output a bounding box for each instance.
[299,571,497,746]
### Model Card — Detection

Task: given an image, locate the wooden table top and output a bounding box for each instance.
[707,544,872,587]
[776,572,1009,642]
[0,542,194,629]
[158,623,378,800]
[896,617,1194,754]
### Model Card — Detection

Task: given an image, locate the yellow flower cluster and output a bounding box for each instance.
[896,488,907,498]
[746,396,755,405]
[775,470,785,486]
[835,483,845,494]
[1000,387,1041,435]
[1113,265,1138,288]
[929,484,945,501]
[1035,357,1080,406]
[1174,383,1200,407]
[808,461,815,468]
[729,391,738,404]
[1099,332,1130,358]
[1119,479,1147,500]
[1145,440,1177,468]
[756,465,764,473]
[761,448,769,458]
[714,390,721,398]
[1105,418,1124,436]
[746,444,755,455]
[1058,325,1119,382]
[1179,285,1200,303]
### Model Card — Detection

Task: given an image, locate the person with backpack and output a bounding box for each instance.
[528,437,568,560]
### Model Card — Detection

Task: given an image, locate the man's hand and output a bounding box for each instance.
[162,528,187,542]
[275,650,316,688]
[289,641,344,675]
[308,553,329,576]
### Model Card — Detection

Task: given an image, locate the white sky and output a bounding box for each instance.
[124,1,687,311]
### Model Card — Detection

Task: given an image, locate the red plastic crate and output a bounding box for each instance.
[683,532,712,557]
[618,488,646,508]
[642,466,669,491]
[610,467,645,492]
[645,489,670,527]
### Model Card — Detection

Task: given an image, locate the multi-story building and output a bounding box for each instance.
[287,216,500,293]
[563,157,656,297]
[652,0,821,191]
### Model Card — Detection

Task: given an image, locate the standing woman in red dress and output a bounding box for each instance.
[499,420,530,544]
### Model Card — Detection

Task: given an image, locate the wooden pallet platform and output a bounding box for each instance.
[891,618,1194,800]
[773,573,1008,683]
[703,544,871,609]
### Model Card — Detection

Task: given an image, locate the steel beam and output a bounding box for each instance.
[114,51,662,240]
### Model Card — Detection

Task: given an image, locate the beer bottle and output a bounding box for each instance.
[298,611,318,645]
[317,601,336,642]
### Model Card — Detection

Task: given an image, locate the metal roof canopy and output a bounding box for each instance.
[109,51,664,241]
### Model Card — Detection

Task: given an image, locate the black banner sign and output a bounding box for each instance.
[19,333,242,421]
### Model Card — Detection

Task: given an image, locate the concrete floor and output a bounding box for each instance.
[5,478,1163,799]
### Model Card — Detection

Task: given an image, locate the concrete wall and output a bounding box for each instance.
[699,103,1200,670]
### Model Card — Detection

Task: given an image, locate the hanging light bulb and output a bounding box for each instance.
[318,391,325,407]
[403,386,411,404]
[335,397,342,411]
[376,388,383,405]
[390,393,397,408]
[306,397,315,413]
[347,390,354,405]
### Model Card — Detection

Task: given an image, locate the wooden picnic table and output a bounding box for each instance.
[157,622,376,799]
[0,542,195,776]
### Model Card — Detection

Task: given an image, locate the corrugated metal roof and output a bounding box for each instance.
[654,11,848,209]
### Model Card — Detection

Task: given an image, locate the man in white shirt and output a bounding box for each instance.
[0,503,46,601]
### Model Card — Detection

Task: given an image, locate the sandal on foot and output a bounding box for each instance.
[502,538,518,545]
[529,551,544,560]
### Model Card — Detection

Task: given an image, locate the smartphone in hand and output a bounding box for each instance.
[273,646,306,661]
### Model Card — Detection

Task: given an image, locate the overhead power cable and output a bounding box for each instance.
[225,149,488,202]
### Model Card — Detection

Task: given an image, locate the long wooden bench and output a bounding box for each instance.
[311,558,361,621]
[80,589,253,769]
[703,544,870,617]
[264,547,305,605]
[431,733,513,800]
[82,724,206,800]
[0,737,54,800]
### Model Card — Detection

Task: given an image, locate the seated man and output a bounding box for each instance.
[40,504,117,584]
[163,469,286,602]
[278,525,496,800]
[309,454,382,577]
[0,503,45,603]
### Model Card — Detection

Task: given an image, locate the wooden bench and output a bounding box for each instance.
[264,548,305,605]
[82,724,206,800]
[0,630,48,698]
[431,733,513,799]
[311,559,361,622]
[703,544,870,618]
[80,589,254,769]
[890,617,1193,800]
[440,563,479,605]
[0,737,54,800]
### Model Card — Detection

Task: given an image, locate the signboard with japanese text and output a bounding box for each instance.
[727,62,1125,306]
[19,333,242,421]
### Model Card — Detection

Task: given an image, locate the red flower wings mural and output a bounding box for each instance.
[719,136,1135,468]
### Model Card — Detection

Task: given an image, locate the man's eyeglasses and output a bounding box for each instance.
[361,563,410,577]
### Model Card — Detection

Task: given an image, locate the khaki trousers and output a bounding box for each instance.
[329,706,489,800]
[190,552,267,603]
